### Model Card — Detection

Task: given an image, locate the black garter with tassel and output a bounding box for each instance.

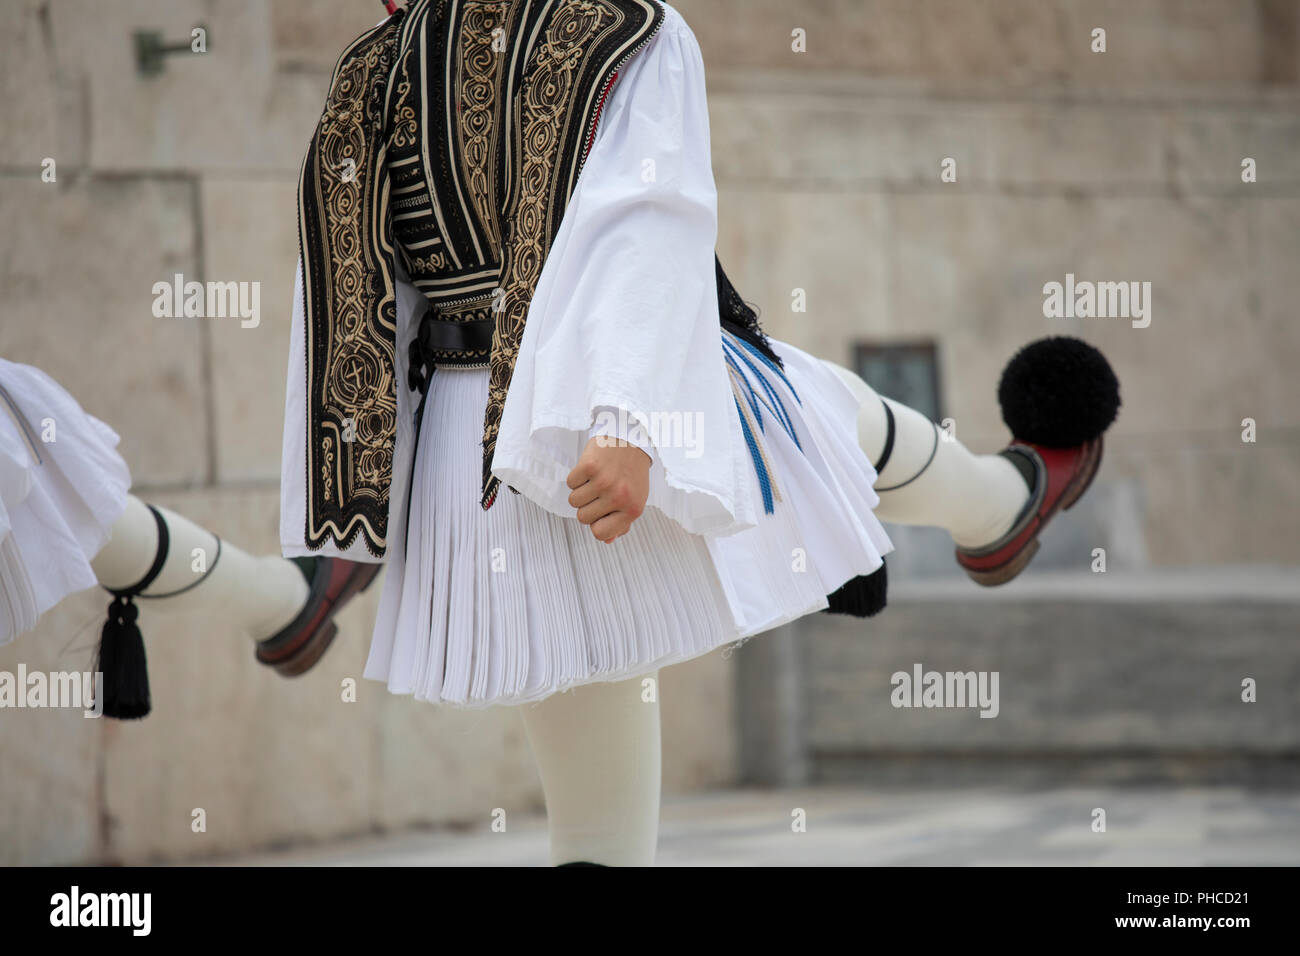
[96,505,224,718]
[97,504,169,719]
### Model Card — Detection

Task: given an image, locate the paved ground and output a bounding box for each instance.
[213,784,1300,866]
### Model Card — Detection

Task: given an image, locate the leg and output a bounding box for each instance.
[520,672,661,866]
[91,494,309,641]
[821,360,1031,549]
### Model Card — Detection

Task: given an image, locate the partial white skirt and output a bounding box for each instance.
[363,333,893,708]
[0,359,131,645]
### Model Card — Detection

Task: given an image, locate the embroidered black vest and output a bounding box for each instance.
[298,0,665,556]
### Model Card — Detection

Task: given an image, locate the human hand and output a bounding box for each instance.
[566,436,652,543]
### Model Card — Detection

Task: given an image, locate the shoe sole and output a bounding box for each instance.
[960,436,1104,587]
[962,538,1040,587]
[273,620,339,678]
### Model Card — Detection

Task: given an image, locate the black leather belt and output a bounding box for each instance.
[417,313,494,354]
[407,307,494,394]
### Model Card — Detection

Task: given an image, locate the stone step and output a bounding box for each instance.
[737,568,1300,785]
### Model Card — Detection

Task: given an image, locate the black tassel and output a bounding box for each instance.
[95,503,169,720]
[97,594,151,719]
[824,560,888,618]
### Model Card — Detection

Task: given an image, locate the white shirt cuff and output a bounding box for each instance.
[587,405,654,461]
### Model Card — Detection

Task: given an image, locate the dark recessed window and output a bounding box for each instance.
[852,341,943,423]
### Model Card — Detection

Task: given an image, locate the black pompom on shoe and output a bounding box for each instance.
[997,336,1120,447]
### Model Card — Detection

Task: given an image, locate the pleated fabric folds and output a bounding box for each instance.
[0,359,131,645]
[364,366,737,707]
[363,331,894,708]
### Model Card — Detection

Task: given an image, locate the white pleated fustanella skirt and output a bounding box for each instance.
[0,359,131,645]
[362,333,893,708]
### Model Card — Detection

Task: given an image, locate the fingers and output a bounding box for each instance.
[591,511,632,543]
[575,497,612,526]
[568,479,602,510]
[565,456,596,491]
[573,490,637,543]
[572,482,643,520]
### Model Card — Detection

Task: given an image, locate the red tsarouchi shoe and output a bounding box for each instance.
[955,335,1120,586]
[255,557,382,677]
[956,437,1104,586]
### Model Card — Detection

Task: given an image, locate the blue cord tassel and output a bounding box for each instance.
[723,335,802,451]
[734,396,775,513]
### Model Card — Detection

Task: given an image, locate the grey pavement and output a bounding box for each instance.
[207,784,1300,867]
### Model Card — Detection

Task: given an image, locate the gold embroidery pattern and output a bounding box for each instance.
[302,0,663,538]
[458,0,511,256]
[300,14,405,554]
[480,0,620,507]
[322,436,335,501]
[390,46,418,149]
[404,251,450,274]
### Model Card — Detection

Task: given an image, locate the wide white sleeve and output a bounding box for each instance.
[279,256,425,561]
[491,5,758,537]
